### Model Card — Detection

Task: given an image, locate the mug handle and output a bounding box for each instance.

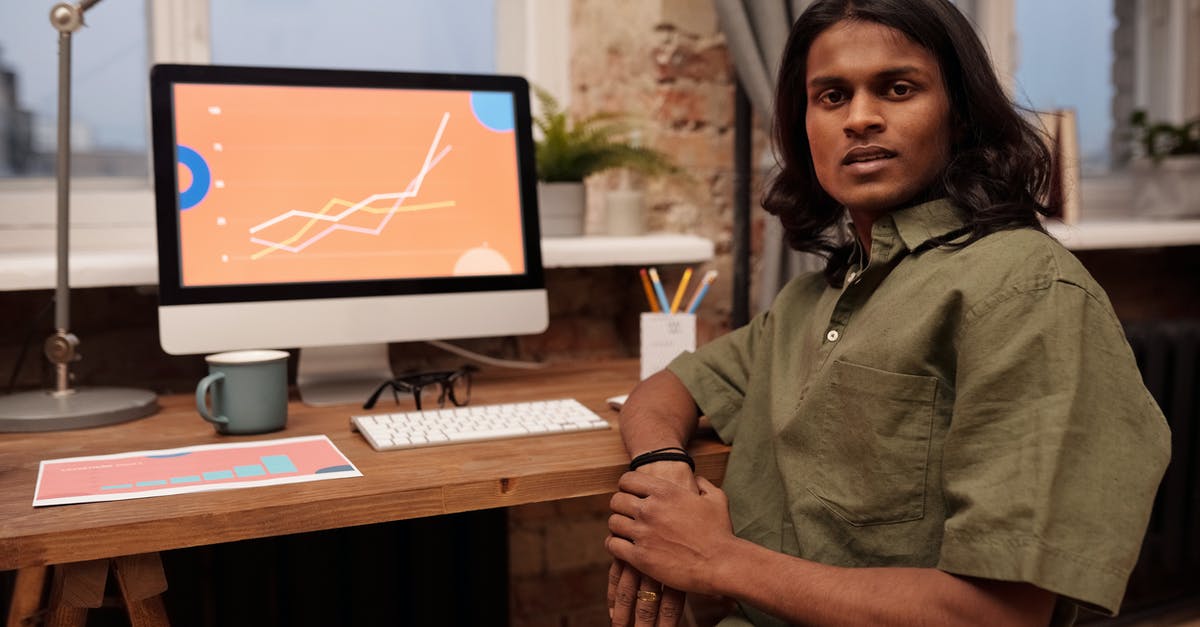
[196,372,230,426]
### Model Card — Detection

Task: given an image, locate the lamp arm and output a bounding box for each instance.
[48,0,103,394]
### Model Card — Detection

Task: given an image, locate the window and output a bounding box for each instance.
[1013,0,1115,176]
[209,0,495,74]
[963,0,1200,215]
[0,0,149,179]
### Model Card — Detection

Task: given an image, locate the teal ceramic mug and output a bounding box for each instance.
[195,350,289,435]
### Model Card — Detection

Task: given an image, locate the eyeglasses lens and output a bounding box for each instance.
[448,371,472,406]
[415,382,445,409]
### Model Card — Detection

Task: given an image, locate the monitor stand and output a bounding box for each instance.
[296,344,394,407]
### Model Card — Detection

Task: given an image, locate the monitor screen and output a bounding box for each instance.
[150,65,548,404]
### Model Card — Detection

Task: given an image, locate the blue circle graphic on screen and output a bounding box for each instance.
[176,145,211,210]
[470,92,515,132]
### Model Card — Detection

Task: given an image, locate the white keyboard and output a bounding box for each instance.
[350,398,611,452]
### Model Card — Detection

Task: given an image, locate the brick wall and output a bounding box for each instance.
[570,0,751,344]
[509,495,614,627]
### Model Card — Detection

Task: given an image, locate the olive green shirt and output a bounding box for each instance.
[668,199,1170,626]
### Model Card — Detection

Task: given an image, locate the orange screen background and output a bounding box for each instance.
[173,83,527,287]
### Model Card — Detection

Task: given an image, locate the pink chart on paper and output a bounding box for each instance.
[33,435,361,507]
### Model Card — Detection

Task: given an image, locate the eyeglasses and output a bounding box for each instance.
[363,365,479,411]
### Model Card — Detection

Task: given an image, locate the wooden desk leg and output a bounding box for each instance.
[112,553,170,627]
[5,566,48,627]
[45,560,108,627]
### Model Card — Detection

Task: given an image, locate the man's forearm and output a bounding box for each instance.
[618,369,701,456]
[710,537,1055,626]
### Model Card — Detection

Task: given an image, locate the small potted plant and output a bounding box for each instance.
[532,87,679,236]
[1129,110,1200,218]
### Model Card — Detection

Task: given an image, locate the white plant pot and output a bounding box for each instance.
[1131,156,1200,219]
[537,181,586,237]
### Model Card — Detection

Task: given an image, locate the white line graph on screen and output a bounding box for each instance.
[247,112,455,260]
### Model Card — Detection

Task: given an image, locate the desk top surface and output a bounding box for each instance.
[0,359,728,570]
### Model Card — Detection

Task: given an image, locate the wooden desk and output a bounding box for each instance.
[0,359,729,625]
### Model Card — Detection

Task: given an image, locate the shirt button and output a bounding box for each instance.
[826,329,840,342]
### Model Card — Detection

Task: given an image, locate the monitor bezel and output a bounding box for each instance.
[150,63,544,307]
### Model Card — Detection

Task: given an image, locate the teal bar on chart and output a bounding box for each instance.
[202,470,235,480]
[136,480,168,487]
[235,465,266,477]
[170,475,202,484]
[101,484,134,490]
[261,455,298,474]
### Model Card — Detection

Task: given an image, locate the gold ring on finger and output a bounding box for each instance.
[636,590,659,603]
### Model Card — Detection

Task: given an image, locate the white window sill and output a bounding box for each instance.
[0,234,716,291]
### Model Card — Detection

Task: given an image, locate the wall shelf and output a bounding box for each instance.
[540,234,714,268]
[1044,219,1200,251]
[0,234,716,291]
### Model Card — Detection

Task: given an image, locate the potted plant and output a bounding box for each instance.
[532,87,679,236]
[1129,110,1200,219]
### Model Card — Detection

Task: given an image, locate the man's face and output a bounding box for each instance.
[804,20,954,217]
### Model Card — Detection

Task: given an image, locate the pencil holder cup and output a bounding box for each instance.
[640,313,697,380]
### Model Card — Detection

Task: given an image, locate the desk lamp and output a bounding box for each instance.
[0,0,158,431]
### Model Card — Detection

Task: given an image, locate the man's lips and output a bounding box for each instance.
[841,146,898,165]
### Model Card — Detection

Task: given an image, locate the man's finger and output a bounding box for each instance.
[611,555,640,627]
[609,512,637,540]
[610,491,643,518]
[618,470,667,497]
[634,576,663,627]
[606,534,635,561]
[657,587,686,627]
[608,559,622,614]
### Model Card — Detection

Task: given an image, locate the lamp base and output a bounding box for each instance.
[0,387,158,432]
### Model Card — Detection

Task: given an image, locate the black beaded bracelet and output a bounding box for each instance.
[629,447,695,472]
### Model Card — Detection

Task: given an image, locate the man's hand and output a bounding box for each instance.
[607,461,698,627]
[607,561,686,627]
[606,472,736,596]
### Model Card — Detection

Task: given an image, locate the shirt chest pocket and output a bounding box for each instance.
[793,360,939,526]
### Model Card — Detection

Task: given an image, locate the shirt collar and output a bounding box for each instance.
[883,198,968,252]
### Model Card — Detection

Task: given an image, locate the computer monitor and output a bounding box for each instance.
[150,64,548,406]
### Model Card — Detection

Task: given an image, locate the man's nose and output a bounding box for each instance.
[843,96,886,137]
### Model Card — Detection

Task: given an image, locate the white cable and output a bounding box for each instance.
[425,340,549,370]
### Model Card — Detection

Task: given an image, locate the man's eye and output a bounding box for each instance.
[891,83,913,97]
[819,90,845,105]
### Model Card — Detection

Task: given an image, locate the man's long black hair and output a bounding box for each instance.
[763,0,1054,285]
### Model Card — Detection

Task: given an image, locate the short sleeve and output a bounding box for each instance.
[667,309,772,444]
[937,280,1171,615]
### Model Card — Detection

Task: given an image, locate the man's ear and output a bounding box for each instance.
[950,109,969,147]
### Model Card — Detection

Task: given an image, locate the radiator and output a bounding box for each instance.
[1120,320,1200,611]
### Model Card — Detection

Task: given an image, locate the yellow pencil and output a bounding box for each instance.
[669,267,693,314]
[639,268,661,312]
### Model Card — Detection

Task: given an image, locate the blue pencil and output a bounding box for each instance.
[685,270,718,313]
[648,268,671,313]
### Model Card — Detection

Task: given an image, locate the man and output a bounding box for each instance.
[604,1,1171,625]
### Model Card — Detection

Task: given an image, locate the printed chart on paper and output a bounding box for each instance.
[33,435,361,506]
